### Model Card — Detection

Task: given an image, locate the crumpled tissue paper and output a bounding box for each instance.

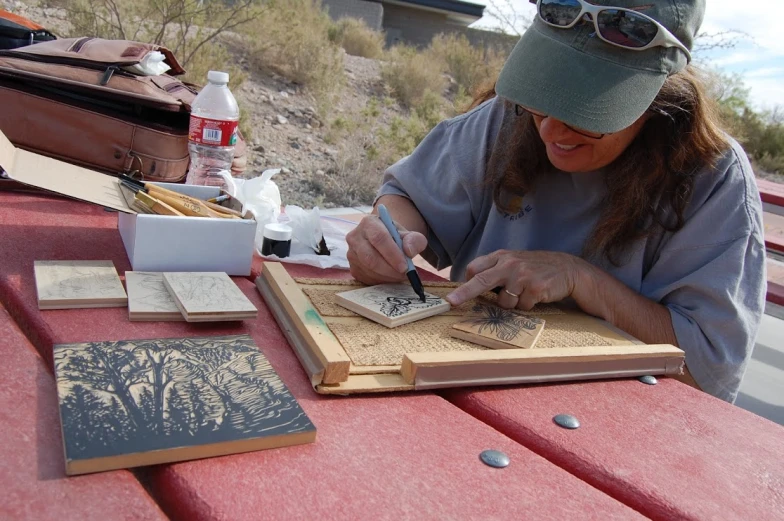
[217,169,350,269]
[123,51,171,76]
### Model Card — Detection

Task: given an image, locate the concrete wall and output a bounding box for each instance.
[382,3,456,47]
[461,27,518,55]
[321,0,384,31]
[382,4,517,53]
[320,0,518,54]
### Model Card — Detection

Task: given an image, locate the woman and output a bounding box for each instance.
[346,0,766,403]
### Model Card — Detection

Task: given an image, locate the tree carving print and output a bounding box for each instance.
[466,304,543,341]
[54,335,313,459]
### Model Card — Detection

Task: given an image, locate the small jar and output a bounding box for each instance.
[261,223,292,258]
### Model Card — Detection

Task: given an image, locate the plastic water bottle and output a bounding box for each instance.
[186,70,239,186]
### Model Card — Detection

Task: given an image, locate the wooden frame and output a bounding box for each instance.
[256,263,685,394]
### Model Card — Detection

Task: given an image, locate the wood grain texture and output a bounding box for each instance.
[316,373,414,394]
[349,364,403,375]
[401,344,686,386]
[260,263,351,384]
[451,302,545,349]
[134,192,185,217]
[334,283,450,327]
[403,344,684,367]
[163,272,257,322]
[257,269,687,394]
[144,184,232,219]
[126,272,185,322]
[34,260,127,310]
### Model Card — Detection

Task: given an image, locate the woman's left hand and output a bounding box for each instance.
[445,250,587,310]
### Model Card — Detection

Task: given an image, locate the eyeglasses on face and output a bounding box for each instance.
[533,0,691,62]
[514,104,606,139]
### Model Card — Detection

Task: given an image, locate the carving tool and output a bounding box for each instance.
[134,191,185,216]
[207,194,231,203]
[119,178,197,216]
[130,200,154,214]
[204,199,243,217]
[377,204,426,302]
[119,176,238,219]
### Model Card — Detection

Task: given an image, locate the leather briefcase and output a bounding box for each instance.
[0,37,246,183]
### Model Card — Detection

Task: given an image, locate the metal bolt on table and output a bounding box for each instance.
[479,449,510,468]
[553,414,580,429]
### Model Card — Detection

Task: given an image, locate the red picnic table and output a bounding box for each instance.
[1,190,782,521]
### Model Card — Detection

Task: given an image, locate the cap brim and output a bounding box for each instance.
[496,23,666,134]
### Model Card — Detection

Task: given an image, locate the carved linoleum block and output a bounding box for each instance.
[335,283,450,328]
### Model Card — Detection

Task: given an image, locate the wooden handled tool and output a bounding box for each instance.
[204,199,244,217]
[120,176,239,219]
[134,191,185,216]
[143,184,237,219]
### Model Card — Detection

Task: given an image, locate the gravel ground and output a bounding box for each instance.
[3,0,402,209]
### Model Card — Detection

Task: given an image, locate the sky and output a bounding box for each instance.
[470,0,784,111]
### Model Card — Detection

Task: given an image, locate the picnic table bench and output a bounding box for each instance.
[759,178,784,209]
[759,179,784,308]
[1,189,782,521]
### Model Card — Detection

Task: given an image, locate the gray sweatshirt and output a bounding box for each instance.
[378,97,767,403]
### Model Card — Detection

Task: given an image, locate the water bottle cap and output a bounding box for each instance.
[207,70,229,85]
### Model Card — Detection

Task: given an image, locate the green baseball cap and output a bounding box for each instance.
[496,0,704,134]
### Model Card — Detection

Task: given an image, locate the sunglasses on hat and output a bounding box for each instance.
[534,0,692,62]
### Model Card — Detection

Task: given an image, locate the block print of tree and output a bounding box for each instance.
[54,335,313,460]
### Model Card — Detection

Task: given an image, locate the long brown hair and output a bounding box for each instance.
[471,66,729,266]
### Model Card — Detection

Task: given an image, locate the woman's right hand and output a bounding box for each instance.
[346,214,428,285]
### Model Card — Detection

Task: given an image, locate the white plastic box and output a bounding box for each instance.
[0,130,257,276]
[118,183,257,276]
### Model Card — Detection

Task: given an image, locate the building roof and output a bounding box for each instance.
[381,0,485,25]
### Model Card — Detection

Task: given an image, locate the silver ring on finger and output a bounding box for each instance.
[503,288,520,298]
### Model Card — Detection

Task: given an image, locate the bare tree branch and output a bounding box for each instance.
[182,1,258,66]
[693,29,752,54]
[63,0,266,69]
[484,0,533,37]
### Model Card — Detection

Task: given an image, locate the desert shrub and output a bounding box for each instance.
[323,114,357,145]
[240,0,344,114]
[237,99,253,148]
[427,33,506,95]
[381,44,445,108]
[705,67,784,175]
[179,42,247,90]
[757,152,784,175]
[318,92,449,206]
[322,144,385,206]
[63,0,260,87]
[330,17,384,59]
[377,90,447,160]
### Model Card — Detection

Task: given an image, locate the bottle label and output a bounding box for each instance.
[188,116,238,147]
